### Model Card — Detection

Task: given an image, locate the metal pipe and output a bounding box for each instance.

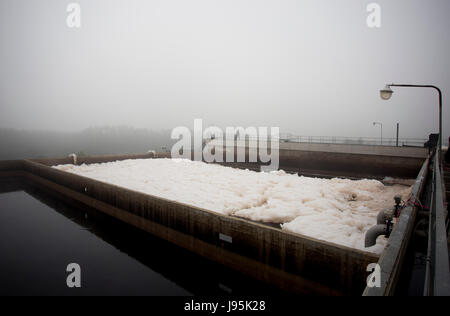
[396,123,399,147]
[377,210,386,225]
[365,224,387,248]
[377,208,395,225]
[68,153,77,165]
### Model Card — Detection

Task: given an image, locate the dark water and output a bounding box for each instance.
[0,183,284,296]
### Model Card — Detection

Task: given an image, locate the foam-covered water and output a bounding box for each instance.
[54,158,412,254]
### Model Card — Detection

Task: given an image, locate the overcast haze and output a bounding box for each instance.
[1,0,449,141]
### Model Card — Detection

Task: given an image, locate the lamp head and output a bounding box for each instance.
[380,85,393,100]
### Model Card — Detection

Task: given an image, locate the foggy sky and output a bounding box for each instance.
[1,0,449,141]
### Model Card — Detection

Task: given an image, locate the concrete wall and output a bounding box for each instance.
[277,143,427,178]
[278,142,428,158]
[203,142,427,179]
[277,149,424,179]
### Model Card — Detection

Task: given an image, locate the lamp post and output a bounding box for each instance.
[373,121,383,145]
[380,84,443,162]
[396,122,400,147]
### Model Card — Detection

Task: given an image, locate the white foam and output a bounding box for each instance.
[54,158,412,254]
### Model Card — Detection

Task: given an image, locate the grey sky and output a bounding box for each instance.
[0,0,449,141]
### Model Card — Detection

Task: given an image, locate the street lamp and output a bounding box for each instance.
[379,84,443,161]
[380,85,394,100]
[373,121,383,145]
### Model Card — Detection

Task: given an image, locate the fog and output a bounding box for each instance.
[0,127,173,159]
[1,0,449,157]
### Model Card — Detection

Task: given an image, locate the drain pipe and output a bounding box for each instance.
[377,208,393,225]
[365,224,388,247]
[366,203,397,247]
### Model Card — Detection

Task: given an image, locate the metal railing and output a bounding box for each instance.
[363,142,449,296]
[423,144,450,296]
[212,134,428,147]
[279,134,427,147]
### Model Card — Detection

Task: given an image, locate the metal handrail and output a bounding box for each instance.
[216,134,428,147]
[278,135,427,147]
[423,144,450,295]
